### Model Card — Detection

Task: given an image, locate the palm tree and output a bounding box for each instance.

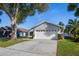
[67,3,79,40]
[0,3,48,39]
[68,3,79,16]
[58,21,64,39]
[65,19,79,39]
[59,21,64,33]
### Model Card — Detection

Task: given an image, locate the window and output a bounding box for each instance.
[48,30,50,32]
[36,30,40,32]
[55,30,56,32]
[42,30,45,32]
[36,29,56,32]
[46,30,47,32]
[36,30,39,32]
[41,30,43,32]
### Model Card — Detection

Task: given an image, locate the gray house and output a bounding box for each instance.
[28,21,61,40]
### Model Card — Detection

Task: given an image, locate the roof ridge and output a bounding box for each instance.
[29,21,60,31]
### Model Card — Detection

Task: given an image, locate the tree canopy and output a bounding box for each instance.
[0,3,48,24]
[68,3,79,17]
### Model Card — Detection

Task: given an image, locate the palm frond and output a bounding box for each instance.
[36,4,48,13]
[68,3,78,11]
[75,8,79,16]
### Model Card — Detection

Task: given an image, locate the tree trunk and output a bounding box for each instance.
[10,7,19,39]
[11,17,17,39]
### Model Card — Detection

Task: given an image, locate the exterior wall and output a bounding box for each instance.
[22,32,26,36]
[33,23,60,39]
[17,32,27,37]
[28,29,34,38]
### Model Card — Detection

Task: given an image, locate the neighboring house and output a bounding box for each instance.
[0,26,28,38]
[17,28,28,37]
[64,33,72,37]
[28,21,60,40]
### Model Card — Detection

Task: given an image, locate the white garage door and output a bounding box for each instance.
[34,30,57,40]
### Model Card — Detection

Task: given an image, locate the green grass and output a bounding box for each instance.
[57,39,79,56]
[0,38,29,47]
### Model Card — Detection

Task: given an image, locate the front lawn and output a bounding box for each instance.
[57,39,79,56]
[0,38,29,47]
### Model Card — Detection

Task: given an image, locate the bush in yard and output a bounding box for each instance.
[74,35,79,42]
[58,34,64,40]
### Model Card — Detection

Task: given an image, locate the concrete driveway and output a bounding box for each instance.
[0,39,57,56]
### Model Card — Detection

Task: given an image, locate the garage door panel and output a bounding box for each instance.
[34,31,57,40]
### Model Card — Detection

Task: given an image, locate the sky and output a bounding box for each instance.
[0,3,76,29]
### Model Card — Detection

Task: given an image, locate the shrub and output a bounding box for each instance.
[58,34,64,40]
[74,35,79,42]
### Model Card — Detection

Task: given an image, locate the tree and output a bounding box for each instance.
[0,3,48,39]
[58,21,64,40]
[65,19,79,40]
[68,3,79,17]
[58,21,64,32]
[0,10,2,23]
[67,3,79,41]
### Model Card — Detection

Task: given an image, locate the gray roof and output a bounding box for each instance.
[28,21,60,31]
